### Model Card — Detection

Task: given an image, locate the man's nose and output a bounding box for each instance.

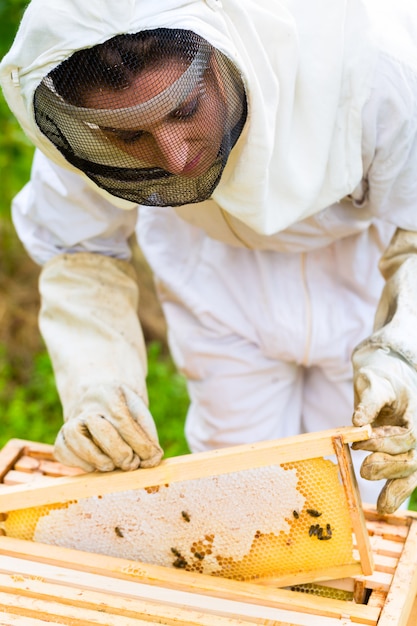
[152,125,190,175]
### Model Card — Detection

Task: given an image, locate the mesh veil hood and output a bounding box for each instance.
[0,0,377,234]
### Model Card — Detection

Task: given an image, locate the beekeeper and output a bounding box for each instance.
[1,0,417,513]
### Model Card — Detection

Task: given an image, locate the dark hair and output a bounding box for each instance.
[50,28,206,105]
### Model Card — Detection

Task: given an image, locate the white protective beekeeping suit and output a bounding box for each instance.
[1,0,417,511]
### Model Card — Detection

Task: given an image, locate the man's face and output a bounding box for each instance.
[85,56,227,178]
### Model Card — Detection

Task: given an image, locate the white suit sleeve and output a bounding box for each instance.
[12,149,138,265]
[361,52,417,230]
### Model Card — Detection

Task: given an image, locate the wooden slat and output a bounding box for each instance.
[0,556,354,626]
[256,562,363,587]
[309,576,355,593]
[364,507,417,526]
[0,571,354,626]
[367,535,404,559]
[2,469,48,485]
[370,553,398,575]
[0,590,278,626]
[0,426,371,513]
[362,569,393,592]
[332,436,373,576]
[37,459,85,477]
[406,593,417,626]
[8,455,83,479]
[23,440,56,460]
[0,536,381,624]
[0,615,71,626]
[366,520,408,542]
[0,591,164,626]
[0,439,26,481]
[377,519,417,626]
[13,455,40,472]
[353,578,367,604]
[366,589,387,609]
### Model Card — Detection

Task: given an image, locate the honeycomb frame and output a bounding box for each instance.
[0,426,373,587]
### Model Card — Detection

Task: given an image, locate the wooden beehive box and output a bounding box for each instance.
[0,434,417,625]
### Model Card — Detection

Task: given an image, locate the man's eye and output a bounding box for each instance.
[171,97,199,121]
[116,130,146,144]
[103,128,146,144]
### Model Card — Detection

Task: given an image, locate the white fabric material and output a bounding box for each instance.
[136,205,395,503]
[13,151,138,265]
[12,38,417,262]
[1,0,384,233]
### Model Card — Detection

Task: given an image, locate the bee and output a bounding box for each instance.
[173,557,188,569]
[293,510,300,519]
[181,511,191,522]
[307,509,322,517]
[317,527,323,539]
[317,523,332,540]
[114,526,124,537]
[194,552,205,560]
[309,524,319,537]
[171,547,182,558]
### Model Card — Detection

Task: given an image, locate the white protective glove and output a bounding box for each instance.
[352,229,417,513]
[39,252,163,472]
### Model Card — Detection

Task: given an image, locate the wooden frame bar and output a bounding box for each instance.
[332,435,374,575]
[0,535,381,624]
[376,515,417,626]
[0,426,371,512]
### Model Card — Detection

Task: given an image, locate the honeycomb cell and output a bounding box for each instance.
[2,501,76,541]
[1,458,356,582]
[289,583,354,601]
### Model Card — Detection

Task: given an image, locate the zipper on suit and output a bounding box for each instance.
[300,252,312,365]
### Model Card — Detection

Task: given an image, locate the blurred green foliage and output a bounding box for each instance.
[0,0,35,220]
[0,0,27,48]
[147,342,190,458]
[0,95,34,219]
[0,347,62,445]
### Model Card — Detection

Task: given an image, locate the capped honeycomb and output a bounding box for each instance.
[1,457,357,582]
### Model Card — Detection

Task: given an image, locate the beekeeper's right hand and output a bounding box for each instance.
[39,252,163,473]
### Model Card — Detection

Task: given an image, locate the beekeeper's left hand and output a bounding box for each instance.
[54,384,163,472]
[352,345,417,512]
[351,228,417,513]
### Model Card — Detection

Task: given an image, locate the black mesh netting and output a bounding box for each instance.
[33,28,247,206]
